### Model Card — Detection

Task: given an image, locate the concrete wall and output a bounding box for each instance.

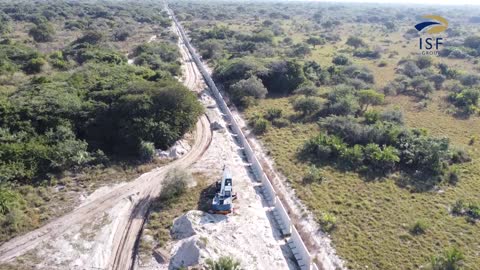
[274,196,292,236]
[170,9,319,270]
[290,226,312,270]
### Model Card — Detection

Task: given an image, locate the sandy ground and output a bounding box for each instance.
[0,10,310,270]
[135,15,296,270]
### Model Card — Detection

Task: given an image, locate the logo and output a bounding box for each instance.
[415,15,448,56]
[415,15,448,34]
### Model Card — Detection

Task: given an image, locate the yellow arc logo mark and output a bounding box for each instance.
[423,15,448,34]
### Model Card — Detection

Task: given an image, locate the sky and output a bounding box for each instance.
[305,0,480,5]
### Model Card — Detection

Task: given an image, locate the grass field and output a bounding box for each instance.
[245,91,480,269]
[176,2,480,268]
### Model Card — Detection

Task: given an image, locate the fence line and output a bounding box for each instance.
[169,8,318,270]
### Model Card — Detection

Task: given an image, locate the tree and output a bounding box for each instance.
[292,96,323,116]
[230,76,268,106]
[346,36,365,49]
[262,60,307,94]
[357,90,384,113]
[306,36,324,48]
[28,22,55,42]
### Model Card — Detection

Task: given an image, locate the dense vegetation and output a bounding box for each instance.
[0,0,202,244]
[174,0,480,269]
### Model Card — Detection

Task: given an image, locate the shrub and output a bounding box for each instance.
[450,148,471,164]
[264,108,282,120]
[74,30,104,45]
[346,36,365,48]
[23,57,46,74]
[319,212,337,232]
[272,118,289,128]
[378,61,388,67]
[306,36,325,48]
[353,48,381,59]
[380,109,404,124]
[451,200,465,215]
[29,22,55,42]
[447,167,460,185]
[410,220,429,235]
[292,96,323,116]
[447,88,480,115]
[138,141,155,162]
[430,74,446,90]
[0,188,23,215]
[363,144,399,173]
[159,168,190,201]
[230,76,267,107]
[416,56,433,69]
[293,85,318,96]
[324,85,360,116]
[303,165,325,183]
[332,54,351,65]
[251,118,269,135]
[340,144,364,168]
[364,110,380,124]
[358,90,385,114]
[430,247,464,270]
[206,256,241,270]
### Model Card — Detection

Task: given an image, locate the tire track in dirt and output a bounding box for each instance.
[0,26,212,270]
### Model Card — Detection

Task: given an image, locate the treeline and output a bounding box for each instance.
[301,114,469,187]
[212,56,375,109]
[0,1,202,185]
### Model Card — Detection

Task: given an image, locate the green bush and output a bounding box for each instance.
[28,22,55,42]
[319,212,337,232]
[264,108,282,120]
[159,168,191,202]
[410,220,430,235]
[230,76,268,107]
[448,88,480,115]
[206,256,241,270]
[303,165,325,183]
[138,141,155,162]
[430,247,464,270]
[292,96,323,116]
[251,118,269,135]
[272,118,289,128]
[23,57,46,74]
[364,110,380,124]
[293,85,319,96]
[332,54,350,65]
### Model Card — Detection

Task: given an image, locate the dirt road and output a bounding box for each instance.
[0,30,212,270]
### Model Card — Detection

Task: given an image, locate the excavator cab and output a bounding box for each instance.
[211,167,237,214]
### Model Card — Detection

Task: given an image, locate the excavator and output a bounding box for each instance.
[211,166,237,214]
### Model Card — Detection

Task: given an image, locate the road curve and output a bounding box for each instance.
[0,23,212,270]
